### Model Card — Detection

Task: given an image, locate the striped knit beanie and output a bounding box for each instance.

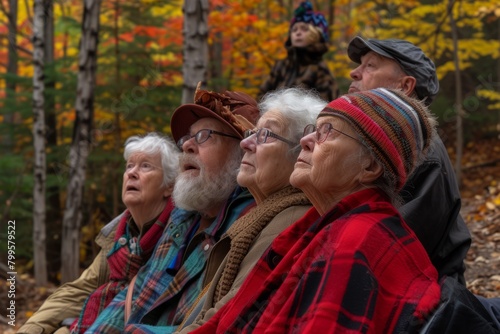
[319,88,434,191]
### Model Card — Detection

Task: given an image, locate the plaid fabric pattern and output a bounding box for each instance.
[85,187,255,334]
[71,200,173,333]
[192,188,441,333]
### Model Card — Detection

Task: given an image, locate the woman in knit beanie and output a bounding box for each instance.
[189,88,442,333]
[256,0,338,102]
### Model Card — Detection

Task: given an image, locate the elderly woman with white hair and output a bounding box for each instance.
[19,133,180,334]
[190,89,444,333]
[177,88,327,332]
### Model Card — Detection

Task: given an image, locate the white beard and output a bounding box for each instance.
[173,153,241,213]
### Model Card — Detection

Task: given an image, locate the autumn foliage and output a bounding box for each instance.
[0,0,499,281]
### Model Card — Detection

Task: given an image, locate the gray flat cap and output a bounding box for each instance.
[347,36,439,105]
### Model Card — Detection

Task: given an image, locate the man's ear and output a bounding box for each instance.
[359,157,383,184]
[401,76,417,96]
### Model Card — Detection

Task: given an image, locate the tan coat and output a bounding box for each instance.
[178,204,311,333]
[17,216,120,334]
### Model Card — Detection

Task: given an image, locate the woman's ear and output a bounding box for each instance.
[359,157,383,184]
[401,76,417,96]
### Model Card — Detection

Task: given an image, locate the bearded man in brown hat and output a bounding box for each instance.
[86,84,259,333]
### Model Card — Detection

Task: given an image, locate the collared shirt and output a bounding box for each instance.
[191,188,441,333]
[86,187,255,334]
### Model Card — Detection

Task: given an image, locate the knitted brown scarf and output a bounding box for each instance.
[213,185,310,303]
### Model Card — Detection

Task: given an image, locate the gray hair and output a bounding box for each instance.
[124,132,180,187]
[259,88,327,158]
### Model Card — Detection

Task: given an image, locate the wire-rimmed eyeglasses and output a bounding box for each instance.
[177,129,239,150]
[243,128,296,146]
[302,123,361,144]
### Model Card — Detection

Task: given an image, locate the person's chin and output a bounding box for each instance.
[290,169,307,189]
[348,86,359,94]
[237,172,254,188]
[181,168,200,178]
[122,196,141,207]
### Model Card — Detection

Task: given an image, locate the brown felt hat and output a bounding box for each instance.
[171,83,259,142]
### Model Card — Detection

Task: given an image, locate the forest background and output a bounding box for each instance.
[0,0,500,329]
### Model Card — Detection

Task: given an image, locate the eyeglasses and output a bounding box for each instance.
[243,128,296,146]
[303,123,361,144]
[177,129,240,150]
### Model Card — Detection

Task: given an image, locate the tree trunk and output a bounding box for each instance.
[32,0,48,286]
[112,0,122,217]
[181,0,208,103]
[5,0,18,150]
[328,0,335,28]
[43,0,62,280]
[61,0,102,283]
[449,0,463,187]
[209,30,223,91]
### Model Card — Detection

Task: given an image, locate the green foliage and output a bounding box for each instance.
[1,0,499,274]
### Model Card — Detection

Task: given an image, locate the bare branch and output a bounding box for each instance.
[17,44,33,56]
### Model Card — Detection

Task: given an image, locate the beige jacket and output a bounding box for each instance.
[178,205,310,333]
[17,215,121,334]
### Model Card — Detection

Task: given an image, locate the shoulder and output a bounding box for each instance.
[265,205,311,234]
[95,212,124,247]
[420,135,450,165]
[319,203,406,252]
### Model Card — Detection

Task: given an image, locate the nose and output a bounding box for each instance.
[181,136,197,154]
[125,165,139,179]
[350,65,361,80]
[300,132,316,152]
[240,135,256,152]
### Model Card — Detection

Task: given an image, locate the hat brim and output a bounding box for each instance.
[347,36,395,64]
[170,104,244,143]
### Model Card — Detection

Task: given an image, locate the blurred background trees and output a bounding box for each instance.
[0,0,499,284]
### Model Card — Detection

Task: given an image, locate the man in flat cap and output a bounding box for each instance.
[347,36,471,284]
[346,37,500,331]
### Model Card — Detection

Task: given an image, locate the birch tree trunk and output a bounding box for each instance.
[181,0,208,103]
[32,0,48,286]
[61,0,102,283]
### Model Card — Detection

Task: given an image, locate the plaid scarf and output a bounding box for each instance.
[70,199,174,333]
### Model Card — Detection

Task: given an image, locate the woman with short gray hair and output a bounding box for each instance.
[19,133,180,334]
[177,88,326,332]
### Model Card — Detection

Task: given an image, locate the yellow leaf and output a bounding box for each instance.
[486,201,496,210]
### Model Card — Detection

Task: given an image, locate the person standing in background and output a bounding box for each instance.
[257,0,338,102]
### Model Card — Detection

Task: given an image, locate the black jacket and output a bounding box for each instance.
[420,277,499,333]
[399,135,471,284]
